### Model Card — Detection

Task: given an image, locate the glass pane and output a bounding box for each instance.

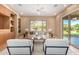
[30,21,36,31]
[63,19,69,40]
[71,20,79,48]
[42,21,46,31]
[30,20,46,32]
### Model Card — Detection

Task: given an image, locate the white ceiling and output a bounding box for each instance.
[8,4,69,16]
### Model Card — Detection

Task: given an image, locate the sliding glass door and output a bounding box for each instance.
[63,19,79,48]
[71,20,79,48]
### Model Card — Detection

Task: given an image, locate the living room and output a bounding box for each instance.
[0,4,79,55]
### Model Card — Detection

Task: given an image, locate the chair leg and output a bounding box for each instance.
[7,47,11,55]
[65,47,69,55]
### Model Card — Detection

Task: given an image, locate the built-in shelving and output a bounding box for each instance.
[0,4,17,49]
[10,14,15,32]
[0,5,17,38]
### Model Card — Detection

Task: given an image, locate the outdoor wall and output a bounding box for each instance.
[55,4,79,38]
[20,16,55,35]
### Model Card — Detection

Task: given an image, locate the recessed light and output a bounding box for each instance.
[64,4,68,7]
[54,4,58,7]
[37,9,40,12]
[18,4,22,6]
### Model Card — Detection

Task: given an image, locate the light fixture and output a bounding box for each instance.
[18,4,22,6]
[54,4,58,7]
[35,9,41,15]
[64,4,69,7]
[48,29,52,32]
[36,9,40,12]
[25,28,29,31]
[35,7,45,15]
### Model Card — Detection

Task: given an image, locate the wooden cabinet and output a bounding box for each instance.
[0,4,16,34]
[0,5,17,50]
[0,30,12,44]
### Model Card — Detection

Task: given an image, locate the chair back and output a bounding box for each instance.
[7,39,33,55]
[44,39,69,55]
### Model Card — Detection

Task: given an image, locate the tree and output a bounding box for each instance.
[64,24,69,32]
[74,24,79,32]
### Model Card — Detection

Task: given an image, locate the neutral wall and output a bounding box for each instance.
[20,16,55,35]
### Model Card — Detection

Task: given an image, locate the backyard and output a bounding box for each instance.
[63,20,79,36]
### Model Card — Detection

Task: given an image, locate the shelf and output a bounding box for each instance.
[18,18,21,33]
[10,14,15,32]
[10,27,14,32]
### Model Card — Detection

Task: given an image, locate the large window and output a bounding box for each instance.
[30,20,47,31]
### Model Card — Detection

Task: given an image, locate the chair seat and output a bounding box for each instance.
[45,39,68,46]
[7,39,33,46]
